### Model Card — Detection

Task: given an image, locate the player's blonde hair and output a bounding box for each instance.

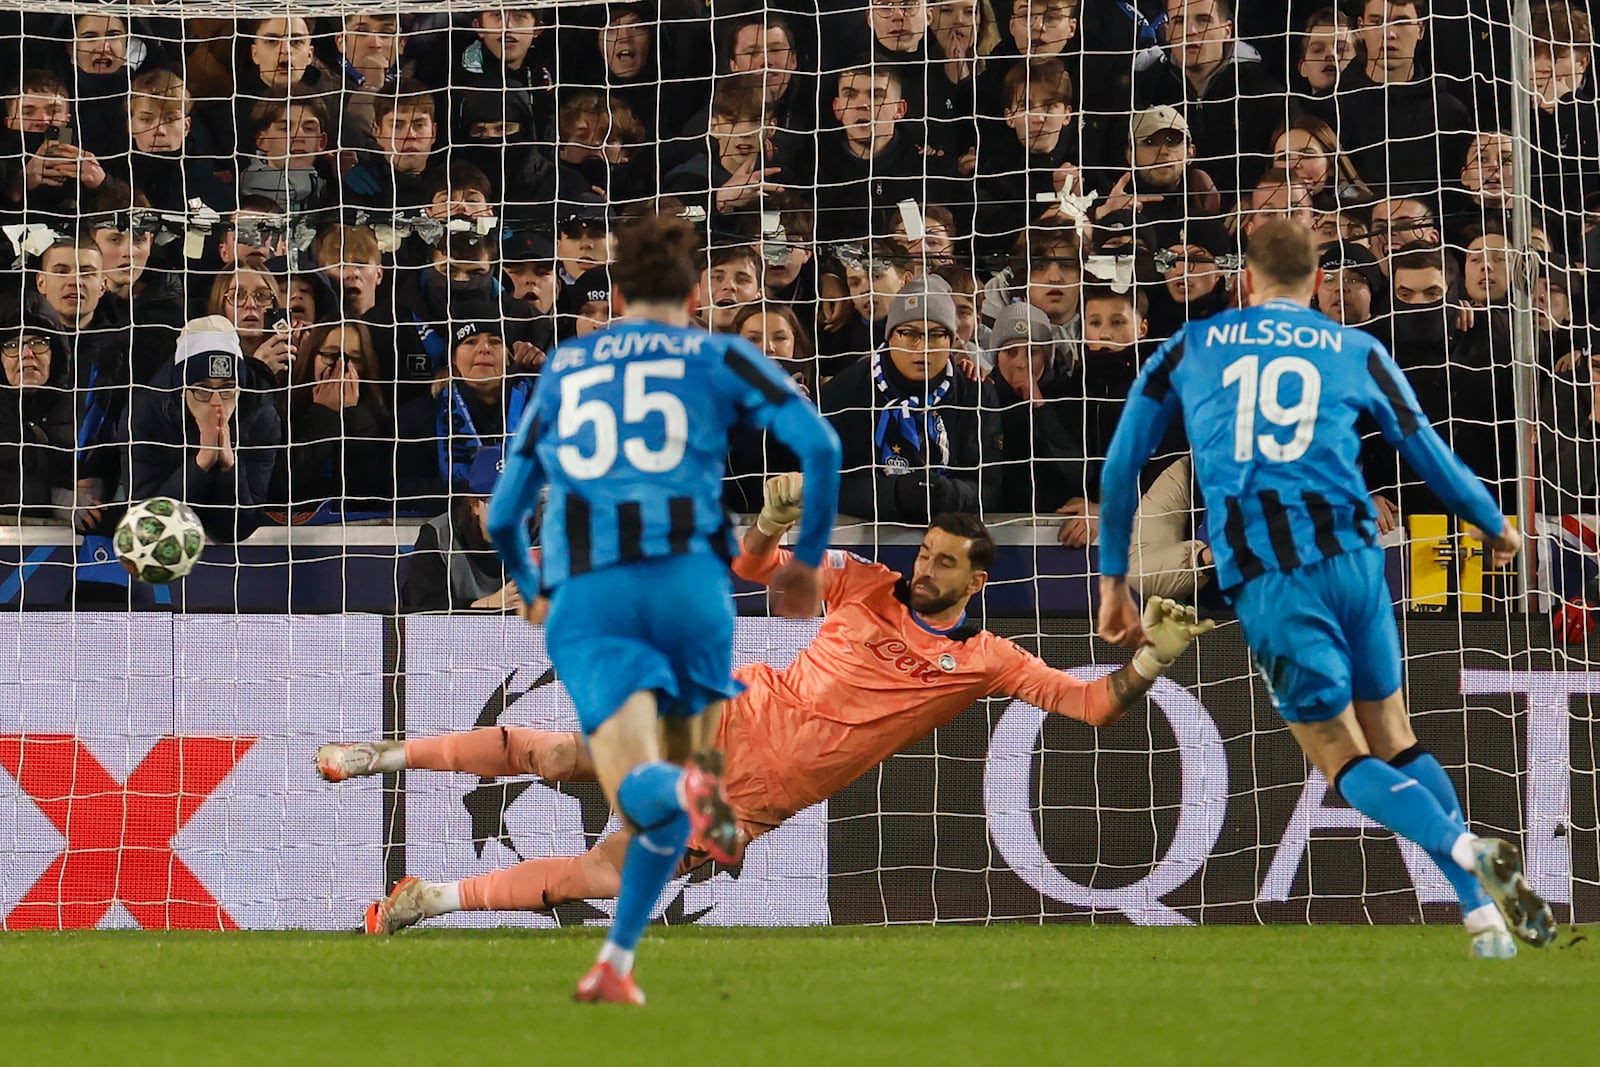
[1245,219,1318,291]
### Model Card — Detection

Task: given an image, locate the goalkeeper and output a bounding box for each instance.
[319,475,1214,930]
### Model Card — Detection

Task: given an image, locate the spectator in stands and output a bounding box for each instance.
[1094,106,1225,254]
[0,304,73,516]
[1,69,107,220]
[34,238,107,335]
[700,245,765,332]
[1016,224,1084,337]
[1150,238,1230,336]
[402,445,520,612]
[820,239,911,373]
[1445,131,1515,246]
[935,262,984,357]
[285,320,394,508]
[428,315,534,489]
[814,65,931,243]
[984,301,1079,512]
[557,266,614,341]
[1315,0,1472,197]
[81,183,185,384]
[343,79,438,209]
[237,95,335,216]
[725,302,817,513]
[311,224,385,322]
[63,12,153,161]
[499,229,557,315]
[387,232,534,396]
[207,259,294,380]
[1367,194,1440,269]
[461,6,554,142]
[925,0,998,171]
[1236,164,1316,241]
[1137,0,1289,209]
[976,0,1077,120]
[218,196,291,269]
[124,70,227,212]
[663,77,789,227]
[130,316,282,543]
[725,14,810,136]
[554,202,611,287]
[1293,7,1356,97]
[222,16,332,157]
[888,202,960,266]
[586,4,663,135]
[823,276,997,523]
[1461,224,1513,308]
[1269,116,1372,206]
[420,159,497,231]
[1317,239,1386,326]
[755,197,818,323]
[857,0,933,123]
[1057,284,1153,547]
[285,273,338,331]
[735,302,816,397]
[974,58,1079,258]
[334,12,406,144]
[1529,3,1597,254]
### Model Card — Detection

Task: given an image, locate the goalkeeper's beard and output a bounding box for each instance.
[910,580,965,617]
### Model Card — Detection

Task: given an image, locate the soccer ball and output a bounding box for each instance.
[114,497,207,584]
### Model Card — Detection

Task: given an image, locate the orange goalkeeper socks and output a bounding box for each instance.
[457,850,623,912]
[403,727,585,780]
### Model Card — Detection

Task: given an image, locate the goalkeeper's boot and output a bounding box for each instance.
[574,961,645,1006]
[364,875,431,935]
[1470,928,1518,960]
[1469,838,1558,947]
[680,751,740,865]
[316,740,401,782]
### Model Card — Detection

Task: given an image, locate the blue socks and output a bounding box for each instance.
[1334,755,1466,858]
[1390,747,1494,916]
[604,761,691,966]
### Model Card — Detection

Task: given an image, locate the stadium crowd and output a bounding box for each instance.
[0,0,1596,610]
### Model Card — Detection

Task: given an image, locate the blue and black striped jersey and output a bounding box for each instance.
[1099,299,1505,591]
[487,318,841,596]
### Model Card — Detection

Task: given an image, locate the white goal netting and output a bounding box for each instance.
[1,0,1598,930]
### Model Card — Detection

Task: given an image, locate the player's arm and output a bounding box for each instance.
[997,599,1214,726]
[1362,345,1520,563]
[485,391,547,608]
[1096,331,1186,645]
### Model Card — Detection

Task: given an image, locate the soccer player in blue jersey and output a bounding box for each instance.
[486,212,842,1003]
[1097,220,1556,958]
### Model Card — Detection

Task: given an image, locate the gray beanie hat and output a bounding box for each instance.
[884,276,959,336]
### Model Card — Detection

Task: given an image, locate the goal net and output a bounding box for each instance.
[1,0,1597,930]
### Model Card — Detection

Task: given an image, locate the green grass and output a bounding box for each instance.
[0,926,1592,1067]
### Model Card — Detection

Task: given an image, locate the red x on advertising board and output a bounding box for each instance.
[0,734,256,930]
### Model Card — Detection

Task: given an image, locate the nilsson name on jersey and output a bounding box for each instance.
[1205,320,1344,351]
[549,330,706,372]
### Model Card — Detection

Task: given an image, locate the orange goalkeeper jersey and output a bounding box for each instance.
[720,545,1118,829]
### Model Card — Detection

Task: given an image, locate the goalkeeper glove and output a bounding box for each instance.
[756,472,805,536]
[1131,597,1216,680]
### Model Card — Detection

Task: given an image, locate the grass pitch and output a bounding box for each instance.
[1,925,1592,1067]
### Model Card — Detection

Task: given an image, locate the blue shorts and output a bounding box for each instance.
[544,553,743,736]
[1232,549,1402,724]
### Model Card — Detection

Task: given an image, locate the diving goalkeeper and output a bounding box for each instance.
[319,476,1214,930]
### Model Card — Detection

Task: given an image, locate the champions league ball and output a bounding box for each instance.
[114,497,207,584]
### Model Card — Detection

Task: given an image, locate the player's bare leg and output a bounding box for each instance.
[1353,694,1516,957]
[317,728,594,783]
[1291,705,1555,951]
